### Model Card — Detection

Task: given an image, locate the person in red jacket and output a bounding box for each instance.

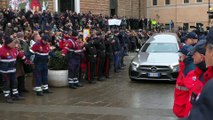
[187,27,213,120]
[182,40,207,117]
[0,36,26,103]
[77,35,87,84]
[61,32,83,89]
[173,45,194,118]
[58,32,69,50]
[27,35,55,96]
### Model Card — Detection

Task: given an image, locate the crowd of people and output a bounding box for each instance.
[0,9,213,120]
[173,27,213,120]
[0,7,213,120]
[0,8,158,103]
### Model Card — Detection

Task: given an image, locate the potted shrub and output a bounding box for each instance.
[48,50,68,87]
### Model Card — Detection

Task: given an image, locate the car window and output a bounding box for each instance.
[141,43,178,53]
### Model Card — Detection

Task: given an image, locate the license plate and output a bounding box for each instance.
[148,73,160,77]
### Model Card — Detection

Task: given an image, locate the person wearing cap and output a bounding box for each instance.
[118,29,127,68]
[113,30,121,73]
[77,35,87,84]
[26,35,55,96]
[61,32,83,89]
[179,45,196,76]
[104,34,114,79]
[94,32,106,81]
[178,40,207,119]
[85,36,97,84]
[0,36,26,103]
[187,27,213,120]
[173,45,195,118]
[185,32,198,46]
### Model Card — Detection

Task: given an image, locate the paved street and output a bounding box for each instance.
[0,53,177,120]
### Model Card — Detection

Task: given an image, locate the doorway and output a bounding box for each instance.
[58,0,74,12]
[110,0,117,17]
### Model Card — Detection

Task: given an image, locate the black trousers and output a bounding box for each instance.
[2,72,19,98]
[87,61,96,82]
[17,75,25,92]
[96,54,105,79]
[68,57,80,86]
[104,54,112,77]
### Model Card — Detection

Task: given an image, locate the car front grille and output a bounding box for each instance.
[139,65,171,72]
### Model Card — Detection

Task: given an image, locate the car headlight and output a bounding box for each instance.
[170,64,179,72]
[131,61,139,70]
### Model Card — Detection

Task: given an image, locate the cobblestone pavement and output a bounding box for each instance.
[0,53,178,120]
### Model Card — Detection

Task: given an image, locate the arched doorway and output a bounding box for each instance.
[58,0,74,12]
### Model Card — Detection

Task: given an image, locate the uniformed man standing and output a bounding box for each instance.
[85,37,97,84]
[94,32,106,81]
[0,36,25,103]
[27,35,55,96]
[61,33,83,89]
[104,33,114,78]
[113,30,121,73]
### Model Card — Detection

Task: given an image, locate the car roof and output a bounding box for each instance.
[147,33,179,44]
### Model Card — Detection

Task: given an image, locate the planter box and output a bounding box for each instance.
[48,69,68,87]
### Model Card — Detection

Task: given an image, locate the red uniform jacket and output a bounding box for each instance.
[30,40,51,64]
[61,38,83,56]
[183,67,204,117]
[76,40,87,72]
[173,61,190,118]
[58,37,67,50]
[0,45,25,73]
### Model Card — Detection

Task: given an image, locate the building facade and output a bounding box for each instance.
[147,0,212,30]
[117,0,146,18]
[1,0,212,29]
[54,0,147,18]
[0,0,146,18]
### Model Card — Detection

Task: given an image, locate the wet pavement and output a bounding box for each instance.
[0,53,178,120]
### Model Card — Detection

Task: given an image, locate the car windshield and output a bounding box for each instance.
[141,43,178,53]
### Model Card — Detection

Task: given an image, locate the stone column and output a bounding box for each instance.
[75,0,80,13]
[54,0,58,12]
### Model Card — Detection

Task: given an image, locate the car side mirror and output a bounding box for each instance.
[135,49,140,53]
